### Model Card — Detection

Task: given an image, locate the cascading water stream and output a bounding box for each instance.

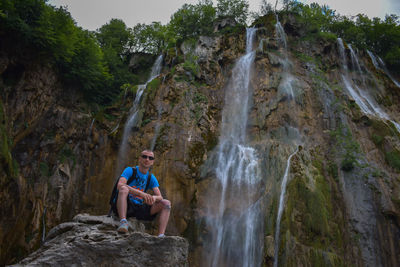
[367,50,400,88]
[89,118,95,133]
[367,50,381,71]
[337,38,373,115]
[41,207,47,243]
[275,16,295,99]
[273,147,298,267]
[150,104,163,151]
[204,28,263,267]
[116,55,163,174]
[275,19,287,51]
[337,39,400,132]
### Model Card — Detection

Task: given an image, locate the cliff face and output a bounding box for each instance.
[1,14,399,266]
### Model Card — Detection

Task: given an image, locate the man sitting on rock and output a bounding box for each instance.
[112,149,171,236]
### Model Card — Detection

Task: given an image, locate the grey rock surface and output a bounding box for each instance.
[13,214,188,267]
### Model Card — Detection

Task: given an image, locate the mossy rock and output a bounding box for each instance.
[385,150,400,171]
[188,141,207,171]
[146,77,161,100]
[370,118,395,137]
[252,13,276,33]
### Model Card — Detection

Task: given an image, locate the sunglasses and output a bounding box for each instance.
[141,155,155,160]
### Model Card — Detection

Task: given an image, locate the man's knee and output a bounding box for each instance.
[161,199,171,210]
[118,185,129,196]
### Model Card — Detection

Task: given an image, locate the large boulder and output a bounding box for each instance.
[13,214,189,267]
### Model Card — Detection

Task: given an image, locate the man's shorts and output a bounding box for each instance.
[112,197,157,221]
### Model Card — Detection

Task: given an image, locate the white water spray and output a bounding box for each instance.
[116,55,163,174]
[204,28,263,267]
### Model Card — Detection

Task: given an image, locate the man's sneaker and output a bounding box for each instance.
[117,220,129,233]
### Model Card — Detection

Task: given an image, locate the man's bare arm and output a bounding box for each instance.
[117,177,154,204]
[152,187,164,202]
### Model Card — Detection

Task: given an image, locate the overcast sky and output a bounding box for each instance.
[48,0,400,31]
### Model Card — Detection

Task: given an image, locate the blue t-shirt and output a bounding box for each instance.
[120,166,159,205]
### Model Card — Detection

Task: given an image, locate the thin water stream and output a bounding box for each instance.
[273,148,298,267]
[116,55,163,174]
[367,50,400,88]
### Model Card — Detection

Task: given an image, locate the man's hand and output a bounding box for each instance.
[141,192,155,205]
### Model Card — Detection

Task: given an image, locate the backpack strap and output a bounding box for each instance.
[109,167,137,206]
[144,170,152,192]
[126,167,137,185]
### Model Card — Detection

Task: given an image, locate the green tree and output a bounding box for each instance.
[95,19,141,102]
[62,30,112,104]
[96,18,131,57]
[168,0,216,42]
[217,0,249,24]
[128,22,166,53]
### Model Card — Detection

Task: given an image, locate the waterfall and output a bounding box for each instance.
[89,118,95,133]
[275,15,287,50]
[338,39,373,114]
[367,50,381,71]
[204,28,263,267]
[275,18,296,100]
[367,50,400,88]
[41,207,47,243]
[116,55,163,174]
[150,105,162,151]
[337,39,400,132]
[337,38,348,71]
[273,148,298,267]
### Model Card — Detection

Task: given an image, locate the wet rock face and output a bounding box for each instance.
[15,214,189,267]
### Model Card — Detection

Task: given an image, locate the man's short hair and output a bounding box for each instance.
[141,149,154,154]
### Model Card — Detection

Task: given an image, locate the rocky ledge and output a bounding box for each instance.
[13,214,189,267]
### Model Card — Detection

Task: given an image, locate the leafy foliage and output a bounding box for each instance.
[168,0,216,43]
[217,0,249,25]
[96,19,130,57]
[129,22,167,53]
[0,0,116,104]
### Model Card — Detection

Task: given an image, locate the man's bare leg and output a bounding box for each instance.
[117,185,129,220]
[151,199,171,235]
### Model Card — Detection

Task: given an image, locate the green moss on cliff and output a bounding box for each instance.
[183,54,200,77]
[252,13,276,33]
[146,77,161,101]
[367,118,400,171]
[279,151,346,265]
[154,124,171,153]
[191,91,208,122]
[265,197,278,236]
[329,124,360,171]
[385,150,400,171]
[285,175,330,243]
